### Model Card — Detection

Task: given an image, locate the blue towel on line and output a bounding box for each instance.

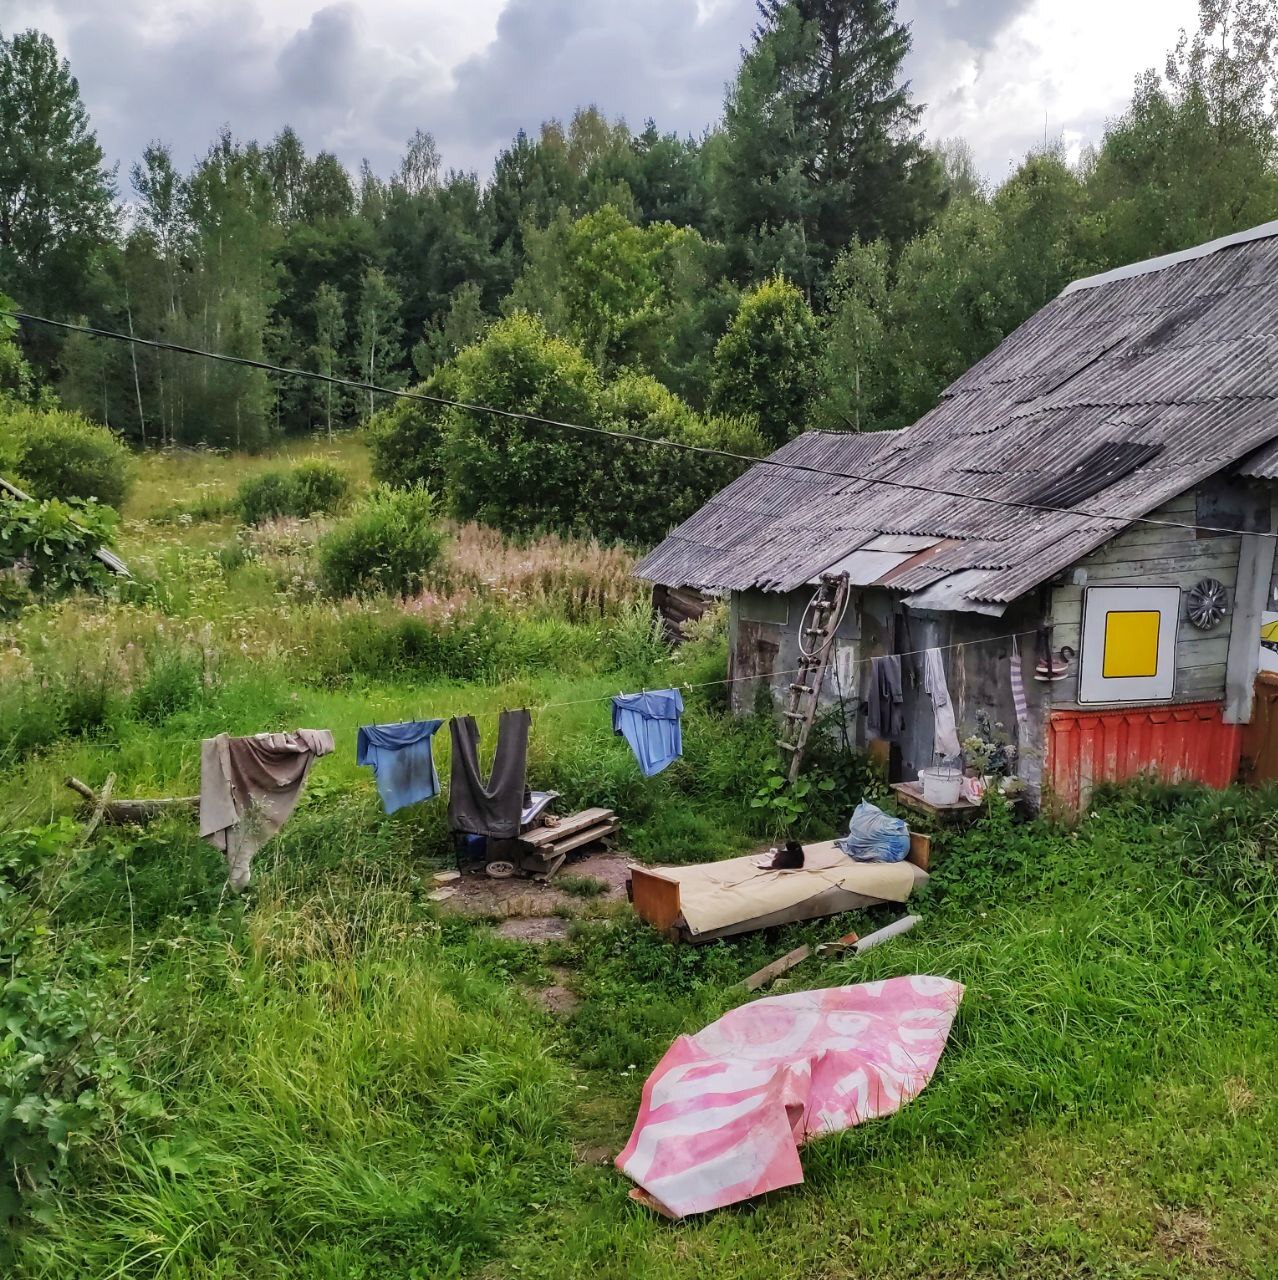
[357,720,445,814]
[612,689,684,778]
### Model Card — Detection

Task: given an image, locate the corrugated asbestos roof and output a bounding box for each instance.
[635,222,1278,608]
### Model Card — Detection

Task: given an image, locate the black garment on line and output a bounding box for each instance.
[867,654,905,743]
[448,709,531,839]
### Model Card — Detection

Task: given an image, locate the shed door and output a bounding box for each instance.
[1239,674,1278,784]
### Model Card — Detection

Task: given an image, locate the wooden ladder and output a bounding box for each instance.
[776,573,850,782]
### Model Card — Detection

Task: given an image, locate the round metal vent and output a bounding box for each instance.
[1187,578,1229,630]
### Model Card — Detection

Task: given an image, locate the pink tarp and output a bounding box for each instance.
[616,975,964,1217]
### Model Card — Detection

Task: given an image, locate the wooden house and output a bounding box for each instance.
[636,222,1278,812]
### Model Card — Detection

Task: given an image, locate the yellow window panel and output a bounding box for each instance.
[1103,610,1161,679]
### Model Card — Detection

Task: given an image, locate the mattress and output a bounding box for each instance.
[636,840,923,940]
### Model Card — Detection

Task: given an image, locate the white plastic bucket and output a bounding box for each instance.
[919,767,961,806]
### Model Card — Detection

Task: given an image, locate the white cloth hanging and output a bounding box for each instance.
[922,648,962,761]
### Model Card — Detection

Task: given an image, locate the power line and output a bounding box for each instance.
[5,307,1274,542]
[497,628,1041,719]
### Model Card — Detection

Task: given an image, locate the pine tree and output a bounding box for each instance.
[715,1,944,289]
[0,29,115,329]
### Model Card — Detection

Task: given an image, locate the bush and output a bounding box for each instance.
[236,460,350,524]
[367,365,458,491]
[129,649,206,724]
[318,485,445,597]
[443,314,601,534]
[0,404,134,508]
[593,372,766,544]
[0,494,118,595]
[290,459,349,515]
[372,316,765,545]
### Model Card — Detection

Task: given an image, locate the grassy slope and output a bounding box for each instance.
[4,443,1276,1279]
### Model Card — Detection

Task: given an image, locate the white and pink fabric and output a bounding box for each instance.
[616,975,964,1217]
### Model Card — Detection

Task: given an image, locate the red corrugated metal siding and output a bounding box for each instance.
[1046,702,1242,813]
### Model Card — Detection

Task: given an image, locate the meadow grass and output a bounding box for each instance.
[4,440,1275,1279]
[123,436,372,523]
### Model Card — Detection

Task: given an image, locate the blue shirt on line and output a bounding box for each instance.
[612,689,684,778]
[357,720,445,814]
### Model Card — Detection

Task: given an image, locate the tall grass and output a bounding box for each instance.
[18,854,570,1279]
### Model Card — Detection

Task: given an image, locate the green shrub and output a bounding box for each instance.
[0,494,118,595]
[129,649,206,724]
[592,372,765,544]
[235,471,294,524]
[318,485,445,597]
[443,314,601,534]
[372,316,765,544]
[290,459,349,515]
[236,460,350,524]
[0,404,134,508]
[367,365,458,491]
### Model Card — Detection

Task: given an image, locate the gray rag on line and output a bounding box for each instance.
[199,728,334,892]
[922,648,962,761]
[447,709,531,839]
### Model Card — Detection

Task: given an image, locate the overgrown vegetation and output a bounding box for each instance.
[2,2,1278,1274]
[0,440,1273,1279]
[235,458,349,524]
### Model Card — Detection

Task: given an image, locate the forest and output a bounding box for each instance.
[2,0,1277,504]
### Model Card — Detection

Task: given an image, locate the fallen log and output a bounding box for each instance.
[65,776,198,826]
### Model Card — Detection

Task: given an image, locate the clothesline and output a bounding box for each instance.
[459,627,1042,720]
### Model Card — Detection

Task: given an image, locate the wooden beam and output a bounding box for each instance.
[65,776,198,825]
[1224,531,1275,725]
[907,830,931,871]
[743,944,812,992]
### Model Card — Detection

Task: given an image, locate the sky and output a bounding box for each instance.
[1,0,1202,188]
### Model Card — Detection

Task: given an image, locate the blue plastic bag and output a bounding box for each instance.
[837,800,910,863]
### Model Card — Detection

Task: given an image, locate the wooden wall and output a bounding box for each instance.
[1047,491,1250,708]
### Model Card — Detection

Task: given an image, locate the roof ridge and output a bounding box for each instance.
[1060,219,1278,297]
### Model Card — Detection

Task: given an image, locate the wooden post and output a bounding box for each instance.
[1224,532,1275,724]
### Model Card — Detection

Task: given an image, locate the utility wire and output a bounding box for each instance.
[5,308,1274,542]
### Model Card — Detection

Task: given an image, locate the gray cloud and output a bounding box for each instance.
[2,0,1178,191]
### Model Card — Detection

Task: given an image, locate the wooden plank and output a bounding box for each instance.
[1175,635,1232,670]
[1083,552,1239,581]
[520,807,614,847]
[630,867,682,933]
[743,944,811,992]
[545,821,618,857]
[907,830,931,872]
[1224,531,1274,724]
[891,781,981,823]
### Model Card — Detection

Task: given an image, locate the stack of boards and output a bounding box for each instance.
[518,806,619,879]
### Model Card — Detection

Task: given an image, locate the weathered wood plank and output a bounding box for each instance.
[743,944,812,992]
[1224,532,1275,723]
[1083,552,1239,581]
[630,867,682,934]
[545,821,619,856]
[521,807,614,847]
[1175,635,1232,669]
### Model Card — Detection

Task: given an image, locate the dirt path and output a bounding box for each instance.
[432,851,632,921]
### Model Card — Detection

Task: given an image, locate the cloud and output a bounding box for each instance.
[1,0,1202,190]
